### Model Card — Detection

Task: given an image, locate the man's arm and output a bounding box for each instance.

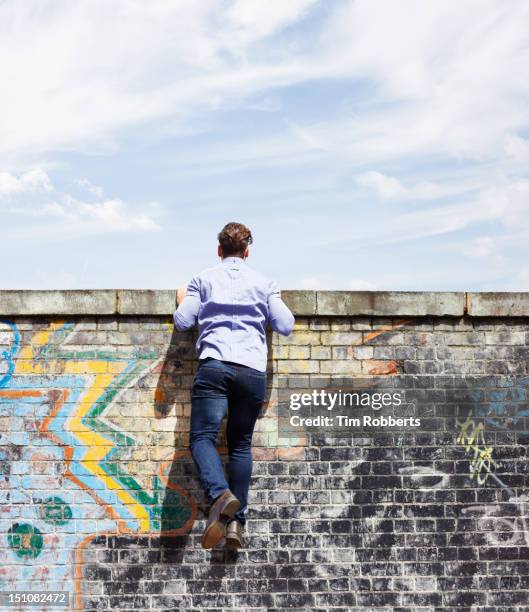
[173,276,201,331]
[268,280,295,336]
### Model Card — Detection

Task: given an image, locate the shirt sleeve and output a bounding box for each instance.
[173,276,201,331]
[268,279,295,336]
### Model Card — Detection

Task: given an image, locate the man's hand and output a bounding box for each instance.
[176,285,187,306]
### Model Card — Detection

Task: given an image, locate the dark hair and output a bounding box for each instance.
[217,222,253,257]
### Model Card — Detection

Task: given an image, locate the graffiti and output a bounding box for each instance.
[2,313,529,609]
[450,392,528,554]
[461,494,529,548]
[452,392,529,563]
[398,464,451,490]
[7,524,43,560]
[0,320,20,388]
[484,375,529,432]
[0,320,196,609]
[39,496,73,525]
[455,408,497,485]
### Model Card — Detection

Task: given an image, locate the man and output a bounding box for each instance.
[173,222,295,549]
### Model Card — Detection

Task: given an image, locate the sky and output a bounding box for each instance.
[1,0,529,291]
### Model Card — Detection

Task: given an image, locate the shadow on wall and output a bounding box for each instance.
[152,325,197,558]
[151,325,273,560]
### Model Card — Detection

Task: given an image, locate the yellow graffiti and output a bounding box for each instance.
[456,409,497,485]
[15,322,151,532]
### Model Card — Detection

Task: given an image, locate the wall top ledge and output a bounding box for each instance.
[0,290,528,317]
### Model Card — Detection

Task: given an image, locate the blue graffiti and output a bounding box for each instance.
[0,320,21,388]
[472,376,529,433]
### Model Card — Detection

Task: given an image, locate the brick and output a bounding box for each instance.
[319,360,362,374]
[350,346,374,359]
[310,317,330,330]
[320,331,363,345]
[277,359,319,374]
[3,302,529,611]
[288,346,311,359]
[311,345,331,359]
[273,345,289,359]
[292,317,310,330]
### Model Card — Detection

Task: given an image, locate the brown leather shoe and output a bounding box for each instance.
[201,489,241,549]
[225,519,244,549]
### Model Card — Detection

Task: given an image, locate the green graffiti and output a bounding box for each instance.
[40,496,73,525]
[8,523,43,559]
[152,487,192,532]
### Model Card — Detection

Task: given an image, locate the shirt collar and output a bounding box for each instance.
[221,256,245,264]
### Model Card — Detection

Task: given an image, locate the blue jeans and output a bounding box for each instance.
[189,357,267,526]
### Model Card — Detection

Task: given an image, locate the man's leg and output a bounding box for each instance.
[226,366,267,526]
[190,360,230,503]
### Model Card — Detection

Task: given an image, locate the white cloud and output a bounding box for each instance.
[0,167,52,197]
[512,267,529,289]
[0,168,161,238]
[152,0,529,177]
[478,179,529,228]
[503,135,529,163]
[0,0,318,157]
[225,0,317,49]
[76,178,104,198]
[356,171,453,201]
[0,0,527,171]
[295,276,376,290]
[348,279,377,290]
[298,277,321,290]
[308,175,529,251]
[42,196,160,232]
[356,172,407,199]
[320,0,529,159]
[0,1,528,289]
[464,237,495,258]
[34,267,78,288]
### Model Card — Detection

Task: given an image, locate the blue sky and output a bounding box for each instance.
[1,0,529,290]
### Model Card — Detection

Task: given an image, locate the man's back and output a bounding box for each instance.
[175,222,294,548]
[173,255,294,372]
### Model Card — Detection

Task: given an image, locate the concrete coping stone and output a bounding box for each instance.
[0,290,528,317]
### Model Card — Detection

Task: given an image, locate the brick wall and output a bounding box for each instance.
[0,290,528,611]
